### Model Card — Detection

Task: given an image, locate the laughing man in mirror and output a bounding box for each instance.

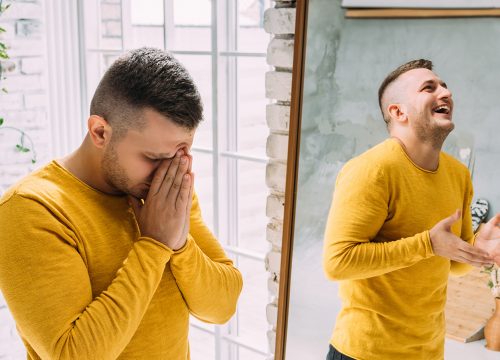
[0,48,242,359]
[323,59,500,360]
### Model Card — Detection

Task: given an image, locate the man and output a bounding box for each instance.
[323,59,500,360]
[0,48,242,359]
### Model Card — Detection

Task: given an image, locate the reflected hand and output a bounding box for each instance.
[430,209,493,267]
[475,213,500,265]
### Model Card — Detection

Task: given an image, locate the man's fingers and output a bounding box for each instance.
[487,213,500,227]
[176,173,191,210]
[158,151,183,198]
[460,242,491,257]
[186,172,194,215]
[458,245,493,264]
[456,256,493,267]
[167,155,190,204]
[148,159,173,198]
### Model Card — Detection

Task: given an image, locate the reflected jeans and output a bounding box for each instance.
[326,344,356,360]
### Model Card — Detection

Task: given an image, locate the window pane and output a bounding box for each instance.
[236,256,268,353]
[175,54,213,149]
[237,56,269,156]
[238,159,268,254]
[174,0,211,25]
[189,326,215,360]
[191,151,214,230]
[237,0,271,52]
[130,25,165,48]
[170,0,211,51]
[190,316,214,332]
[131,0,164,25]
[238,346,267,360]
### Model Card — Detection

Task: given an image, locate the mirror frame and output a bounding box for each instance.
[275,0,309,359]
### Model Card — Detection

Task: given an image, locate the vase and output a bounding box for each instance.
[485,298,500,351]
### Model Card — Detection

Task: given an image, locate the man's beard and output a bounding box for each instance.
[101,145,136,197]
[413,115,454,150]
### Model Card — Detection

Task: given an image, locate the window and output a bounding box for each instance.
[79,0,272,358]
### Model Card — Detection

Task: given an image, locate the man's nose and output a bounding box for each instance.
[439,85,452,99]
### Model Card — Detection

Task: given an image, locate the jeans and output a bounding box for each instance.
[326,344,356,360]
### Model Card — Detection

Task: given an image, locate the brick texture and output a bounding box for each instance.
[263,3,296,356]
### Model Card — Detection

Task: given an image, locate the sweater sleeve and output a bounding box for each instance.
[0,194,172,360]
[450,178,474,276]
[323,163,434,281]
[169,192,243,324]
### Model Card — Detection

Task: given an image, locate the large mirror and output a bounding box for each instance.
[276,0,500,359]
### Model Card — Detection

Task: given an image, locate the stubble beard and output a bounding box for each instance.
[101,144,134,197]
[413,114,454,150]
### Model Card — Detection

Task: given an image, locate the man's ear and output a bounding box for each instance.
[387,104,408,125]
[88,115,112,149]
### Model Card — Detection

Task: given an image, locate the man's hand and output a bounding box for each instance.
[179,151,194,248]
[430,209,493,267]
[129,150,193,250]
[475,213,500,265]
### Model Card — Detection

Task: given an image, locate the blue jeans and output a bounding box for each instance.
[326,344,356,360]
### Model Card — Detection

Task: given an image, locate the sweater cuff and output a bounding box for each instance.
[172,234,195,256]
[422,230,435,257]
[137,236,175,262]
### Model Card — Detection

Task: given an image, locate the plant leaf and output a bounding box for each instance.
[0,117,3,126]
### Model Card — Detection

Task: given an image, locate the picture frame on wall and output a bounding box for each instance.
[341,0,500,8]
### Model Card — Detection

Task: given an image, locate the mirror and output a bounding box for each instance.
[276,0,500,359]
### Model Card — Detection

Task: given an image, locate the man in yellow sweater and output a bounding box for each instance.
[0,48,243,359]
[323,59,500,360]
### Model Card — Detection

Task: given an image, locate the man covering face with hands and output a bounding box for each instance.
[0,47,242,360]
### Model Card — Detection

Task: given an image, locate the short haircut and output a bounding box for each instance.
[90,47,203,140]
[378,59,433,125]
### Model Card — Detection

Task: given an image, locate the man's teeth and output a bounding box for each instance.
[434,105,450,114]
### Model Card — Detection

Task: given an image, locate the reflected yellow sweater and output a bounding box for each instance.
[0,161,242,360]
[323,139,474,360]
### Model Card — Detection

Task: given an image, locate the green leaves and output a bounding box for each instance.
[0,117,3,126]
[15,144,31,153]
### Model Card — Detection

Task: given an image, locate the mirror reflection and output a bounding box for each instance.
[284,1,500,359]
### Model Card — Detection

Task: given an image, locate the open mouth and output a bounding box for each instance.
[432,104,451,115]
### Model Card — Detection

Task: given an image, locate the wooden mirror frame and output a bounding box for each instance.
[274,0,308,359]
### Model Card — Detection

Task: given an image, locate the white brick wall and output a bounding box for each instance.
[264,1,295,357]
[0,1,50,357]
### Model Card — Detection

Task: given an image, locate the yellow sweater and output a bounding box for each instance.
[323,138,474,360]
[0,161,243,360]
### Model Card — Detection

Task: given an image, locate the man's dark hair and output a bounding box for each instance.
[378,59,433,125]
[90,47,203,140]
